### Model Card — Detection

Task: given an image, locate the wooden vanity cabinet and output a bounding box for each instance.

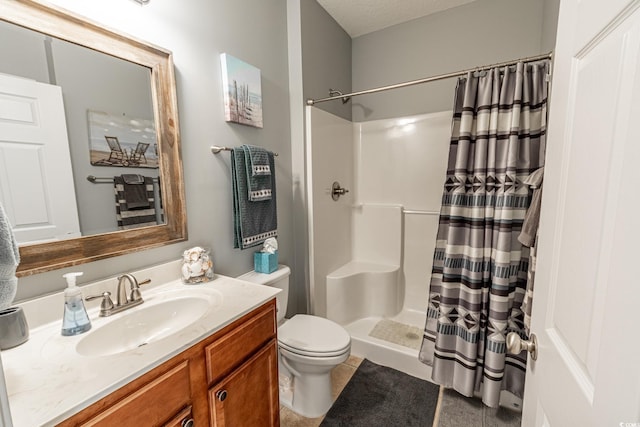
[57,299,278,427]
[205,298,279,426]
[209,342,279,426]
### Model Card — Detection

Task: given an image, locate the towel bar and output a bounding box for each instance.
[87,175,160,184]
[210,145,278,156]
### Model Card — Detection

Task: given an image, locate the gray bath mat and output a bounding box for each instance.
[368,319,423,350]
[320,359,440,427]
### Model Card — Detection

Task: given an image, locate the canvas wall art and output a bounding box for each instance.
[87,110,158,168]
[220,53,263,128]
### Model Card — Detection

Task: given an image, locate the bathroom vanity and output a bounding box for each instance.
[2,261,280,426]
[59,300,278,426]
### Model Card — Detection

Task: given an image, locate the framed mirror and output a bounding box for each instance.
[0,0,187,276]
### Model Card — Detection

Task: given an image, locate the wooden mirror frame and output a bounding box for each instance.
[2,0,187,277]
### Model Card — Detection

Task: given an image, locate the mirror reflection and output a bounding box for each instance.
[1,1,186,277]
[0,19,165,245]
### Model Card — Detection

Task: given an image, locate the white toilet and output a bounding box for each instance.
[238,265,351,418]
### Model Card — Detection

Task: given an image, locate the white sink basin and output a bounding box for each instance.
[77,294,213,357]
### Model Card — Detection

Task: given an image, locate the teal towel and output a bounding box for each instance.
[246,145,271,176]
[0,203,19,310]
[242,145,272,201]
[232,147,277,249]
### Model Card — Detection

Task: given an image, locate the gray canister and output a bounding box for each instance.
[0,307,29,350]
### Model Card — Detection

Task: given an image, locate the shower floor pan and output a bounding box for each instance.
[344,308,433,381]
[345,308,524,410]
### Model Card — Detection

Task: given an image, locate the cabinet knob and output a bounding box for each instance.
[181,418,194,427]
[216,389,228,402]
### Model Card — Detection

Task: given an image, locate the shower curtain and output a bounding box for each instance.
[419,60,549,407]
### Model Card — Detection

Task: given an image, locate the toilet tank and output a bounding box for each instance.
[238,265,290,324]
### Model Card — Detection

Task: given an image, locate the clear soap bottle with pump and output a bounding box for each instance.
[61,272,92,336]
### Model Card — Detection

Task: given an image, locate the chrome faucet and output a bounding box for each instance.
[86,274,150,317]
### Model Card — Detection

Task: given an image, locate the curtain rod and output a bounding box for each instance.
[306,52,552,106]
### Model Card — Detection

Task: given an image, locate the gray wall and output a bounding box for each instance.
[300,0,352,121]
[541,0,561,53]
[351,0,547,122]
[0,22,49,83]
[284,0,354,315]
[287,0,309,315]
[14,0,296,313]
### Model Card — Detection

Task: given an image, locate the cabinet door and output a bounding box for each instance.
[209,340,279,427]
[205,301,276,385]
[163,405,193,427]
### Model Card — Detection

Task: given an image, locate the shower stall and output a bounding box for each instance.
[305,106,451,379]
[305,52,551,385]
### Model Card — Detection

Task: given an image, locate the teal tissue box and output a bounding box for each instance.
[254,251,278,274]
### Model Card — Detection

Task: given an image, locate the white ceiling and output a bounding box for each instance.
[317,0,478,38]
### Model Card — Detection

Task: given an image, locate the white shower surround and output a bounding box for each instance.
[326,204,403,325]
[306,106,452,379]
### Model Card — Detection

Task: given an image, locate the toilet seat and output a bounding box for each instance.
[278,314,351,358]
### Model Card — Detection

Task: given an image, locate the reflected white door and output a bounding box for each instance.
[0,73,80,244]
[522,0,640,425]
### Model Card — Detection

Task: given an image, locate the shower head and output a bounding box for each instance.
[329,89,351,104]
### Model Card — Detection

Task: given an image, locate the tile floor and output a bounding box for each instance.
[279,356,523,427]
[437,389,522,427]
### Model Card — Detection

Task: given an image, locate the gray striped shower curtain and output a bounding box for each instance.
[419,60,549,407]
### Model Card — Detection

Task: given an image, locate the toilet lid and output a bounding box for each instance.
[278,315,351,357]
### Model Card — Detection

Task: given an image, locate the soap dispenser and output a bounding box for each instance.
[61,272,92,336]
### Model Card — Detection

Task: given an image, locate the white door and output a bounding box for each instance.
[0,73,80,244]
[522,0,640,425]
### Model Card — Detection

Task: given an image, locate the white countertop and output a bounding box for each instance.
[2,261,279,427]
